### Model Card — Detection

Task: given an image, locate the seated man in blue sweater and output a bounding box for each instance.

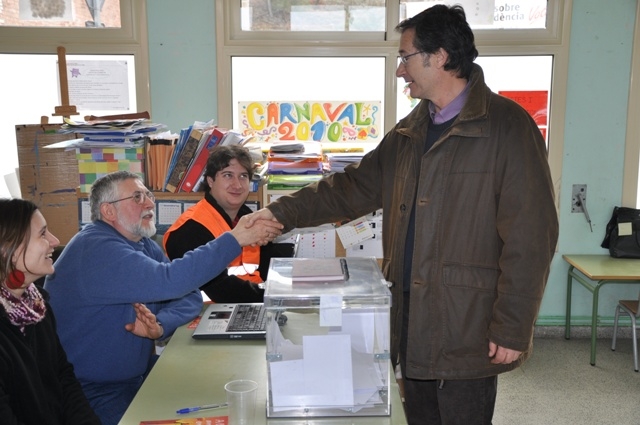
[44,170,282,425]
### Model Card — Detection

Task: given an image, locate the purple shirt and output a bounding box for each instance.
[428,81,471,124]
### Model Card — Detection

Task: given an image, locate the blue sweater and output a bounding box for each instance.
[44,220,241,383]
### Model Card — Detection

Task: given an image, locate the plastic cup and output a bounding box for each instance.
[225,379,258,425]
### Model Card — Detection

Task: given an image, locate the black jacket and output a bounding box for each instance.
[0,286,100,425]
[164,193,293,302]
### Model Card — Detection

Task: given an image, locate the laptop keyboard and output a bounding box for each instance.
[227,304,266,332]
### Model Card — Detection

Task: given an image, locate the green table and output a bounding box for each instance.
[563,254,640,365]
[118,316,406,425]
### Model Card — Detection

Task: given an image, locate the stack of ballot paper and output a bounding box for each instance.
[267,141,324,175]
[325,152,366,173]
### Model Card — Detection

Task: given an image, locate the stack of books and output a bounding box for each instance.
[161,121,248,193]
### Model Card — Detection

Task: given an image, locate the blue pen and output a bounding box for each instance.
[176,402,228,414]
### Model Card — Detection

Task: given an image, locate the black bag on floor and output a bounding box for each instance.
[601,206,640,258]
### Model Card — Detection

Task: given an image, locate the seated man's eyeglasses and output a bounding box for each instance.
[108,190,156,205]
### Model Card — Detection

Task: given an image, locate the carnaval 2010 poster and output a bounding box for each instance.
[238,101,381,143]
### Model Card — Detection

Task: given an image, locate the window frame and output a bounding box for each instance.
[622,1,640,207]
[0,0,151,114]
[216,1,572,205]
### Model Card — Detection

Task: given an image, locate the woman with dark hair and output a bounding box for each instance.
[0,198,100,425]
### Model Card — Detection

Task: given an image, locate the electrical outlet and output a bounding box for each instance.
[571,184,587,213]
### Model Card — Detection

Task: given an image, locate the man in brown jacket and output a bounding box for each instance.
[247,5,559,424]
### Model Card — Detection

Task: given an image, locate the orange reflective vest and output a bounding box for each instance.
[163,199,262,283]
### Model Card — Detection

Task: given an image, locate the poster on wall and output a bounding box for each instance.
[63,60,131,111]
[238,101,381,143]
[499,90,548,140]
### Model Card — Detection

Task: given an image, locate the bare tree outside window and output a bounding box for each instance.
[241,0,386,31]
[3,0,120,28]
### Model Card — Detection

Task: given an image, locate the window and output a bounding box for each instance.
[0,0,149,198]
[232,57,385,148]
[398,55,553,148]
[240,0,386,32]
[401,0,548,30]
[0,0,121,28]
[217,1,570,195]
[239,0,550,33]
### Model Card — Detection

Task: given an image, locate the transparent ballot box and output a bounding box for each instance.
[264,257,391,418]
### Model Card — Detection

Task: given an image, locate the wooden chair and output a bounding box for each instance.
[611,291,640,372]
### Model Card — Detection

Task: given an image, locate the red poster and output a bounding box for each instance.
[499,90,548,126]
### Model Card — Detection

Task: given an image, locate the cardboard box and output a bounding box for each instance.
[16,124,81,244]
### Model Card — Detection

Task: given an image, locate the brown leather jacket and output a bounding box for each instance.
[267,64,559,380]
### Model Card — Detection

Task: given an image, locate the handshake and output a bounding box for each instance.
[229,208,283,247]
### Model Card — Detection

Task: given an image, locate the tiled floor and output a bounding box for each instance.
[494,336,640,425]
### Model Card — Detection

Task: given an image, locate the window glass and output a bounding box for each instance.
[0,53,136,198]
[241,0,385,31]
[396,55,553,147]
[239,0,548,32]
[232,56,385,148]
[0,0,121,28]
[400,0,548,29]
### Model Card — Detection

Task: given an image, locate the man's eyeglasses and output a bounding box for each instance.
[399,51,424,65]
[108,190,156,205]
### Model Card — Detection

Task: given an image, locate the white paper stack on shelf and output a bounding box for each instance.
[55,117,166,148]
[267,141,324,175]
[325,152,365,172]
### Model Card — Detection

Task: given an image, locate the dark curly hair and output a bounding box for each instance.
[197,145,254,192]
[396,4,478,79]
